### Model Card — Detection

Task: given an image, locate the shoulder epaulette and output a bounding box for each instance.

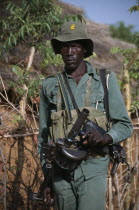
[45,74,57,79]
[96,68,111,76]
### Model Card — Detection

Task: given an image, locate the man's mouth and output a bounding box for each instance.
[66,58,75,63]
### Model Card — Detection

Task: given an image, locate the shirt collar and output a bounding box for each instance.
[85,61,100,81]
[63,61,100,81]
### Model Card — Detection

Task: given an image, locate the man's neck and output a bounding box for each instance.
[66,61,87,84]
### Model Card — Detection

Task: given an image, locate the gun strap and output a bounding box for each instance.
[63,72,80,116]
[99,69,110,129]
[57,73,72,122]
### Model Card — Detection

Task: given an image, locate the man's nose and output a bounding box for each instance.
[66,47,73,55]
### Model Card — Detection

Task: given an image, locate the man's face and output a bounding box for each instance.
[60,41,85,71]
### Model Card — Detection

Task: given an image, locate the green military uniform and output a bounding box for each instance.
[38,61,133,210]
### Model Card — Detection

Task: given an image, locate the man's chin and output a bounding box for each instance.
[66,64,77,71]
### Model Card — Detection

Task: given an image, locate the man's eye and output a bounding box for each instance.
[62,46,68,49]
[72,45,79,48]
[60,46,66,51]
[73,45,82,49]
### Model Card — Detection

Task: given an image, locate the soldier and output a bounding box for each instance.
[38,21,133,210]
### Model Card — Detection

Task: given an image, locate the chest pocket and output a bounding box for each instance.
[90,94,105,111]
[83,76,105,111]
[50,109,78,142]
[49,83,59,105]
[49,85,65,111]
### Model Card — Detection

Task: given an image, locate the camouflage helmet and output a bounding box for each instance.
[51,22,94,58]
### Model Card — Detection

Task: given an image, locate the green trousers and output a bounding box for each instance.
[53,166,107,210]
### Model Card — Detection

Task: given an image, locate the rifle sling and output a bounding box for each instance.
[63,72,80,116]
[57,73,72,122]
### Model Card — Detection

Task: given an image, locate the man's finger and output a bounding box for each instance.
[82,131,91,139]
[82,140,88,144]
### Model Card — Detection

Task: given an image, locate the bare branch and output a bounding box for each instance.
[26,46,35,70]
[0,75,9,100]
[0,92,21,115]
[3,132,38,138]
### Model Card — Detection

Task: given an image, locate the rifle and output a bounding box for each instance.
[109,144,130,177]
[30,108,132,205]
[29,164,54,206]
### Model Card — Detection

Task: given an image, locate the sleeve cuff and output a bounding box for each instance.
[106,130,120,144]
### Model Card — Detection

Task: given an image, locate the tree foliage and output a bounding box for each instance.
[110,1,139,116]
[0,0,84,100]
[128,0,139,48]
[129,0,139,13]
[110,1,139,46]
[110,21,136,44]
[111,47,139,115]
[0,0,83,52]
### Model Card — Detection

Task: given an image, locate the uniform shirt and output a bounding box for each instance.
[38,61,133,179]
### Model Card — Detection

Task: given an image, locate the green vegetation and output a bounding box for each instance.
[0,0,84,101]
[0,0,83,52]
[110,1,139,46]
[110,21,138,44]
[111,47,139,112]
[110,0,139,116]
[129,0,139,13]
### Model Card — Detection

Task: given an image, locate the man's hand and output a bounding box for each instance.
[43,186,54,206]
[82,129,113,148]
